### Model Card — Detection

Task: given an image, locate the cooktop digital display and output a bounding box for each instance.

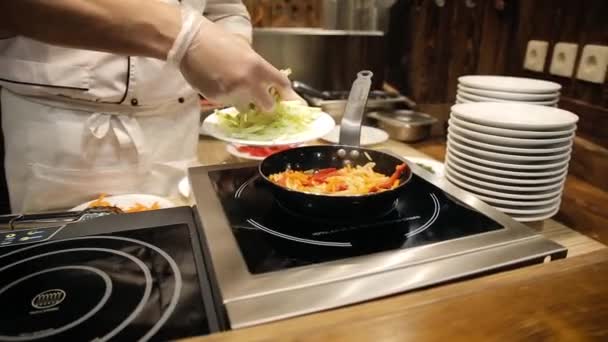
[209,167,504,274]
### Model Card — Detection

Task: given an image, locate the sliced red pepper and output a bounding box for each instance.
[376,163,407,190]
[311,168,338,183]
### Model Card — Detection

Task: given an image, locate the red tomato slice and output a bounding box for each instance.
[236,145,296,157]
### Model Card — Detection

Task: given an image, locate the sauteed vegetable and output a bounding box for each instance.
[88,194,161,213]
[269,162,407,196]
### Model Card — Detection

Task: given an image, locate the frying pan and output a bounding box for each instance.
[259,71,413,218]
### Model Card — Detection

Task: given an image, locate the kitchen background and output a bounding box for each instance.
[241,0,608,244]
[0,0,606,243]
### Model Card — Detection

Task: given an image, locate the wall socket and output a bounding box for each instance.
[524,40,549,72]
[550,42,578,77]
[576,44,608,84]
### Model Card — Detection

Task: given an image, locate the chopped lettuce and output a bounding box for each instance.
[215,100,321,141]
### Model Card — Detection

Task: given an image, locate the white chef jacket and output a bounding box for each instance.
[0,0,252,213]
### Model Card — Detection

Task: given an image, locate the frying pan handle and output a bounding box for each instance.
[339,71,373,146]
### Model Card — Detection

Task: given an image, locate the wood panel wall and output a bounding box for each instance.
[385,0,607,146]
[385,0,517,104]
[243,0,322,28]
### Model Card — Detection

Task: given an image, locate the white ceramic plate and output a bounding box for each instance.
[447,146,571,170]
[457,84,560,100]
[451,102,578,130]
[449,119,575,146]
[321,125,389,146]
[404,156,445,178]
[458,75,561,93]
[472,192,562,207]
[445,154,567,185]
[447,138,570,162]
[494,201,561,215]
[445,165,564,192]
[511,207,560,222]
[201,108,335,146]
[455,95,473,104]
[446,150,569,177]
[450,114,576,139]
[445,170,564,200]
[71,194,175,212]
[178,177,190,198]
[457,90,558,106]
[448,126,572,154]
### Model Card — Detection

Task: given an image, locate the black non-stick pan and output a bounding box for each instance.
[259,145,412,218]
[259,71,413,218]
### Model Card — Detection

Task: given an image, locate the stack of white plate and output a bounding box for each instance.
[456,75,561,107]
[445,102,579,222]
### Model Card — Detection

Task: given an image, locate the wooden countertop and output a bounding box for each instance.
[188,136,607,341]
[185,249,608,341]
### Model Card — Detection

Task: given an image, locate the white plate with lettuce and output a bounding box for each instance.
[201,101,335,146]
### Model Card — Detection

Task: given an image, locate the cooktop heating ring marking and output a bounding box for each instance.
[404,193,440,238]
[0,236,182,342]
[246,219,352,247]
[246,193,441,248]
[0,266,112,341]
[235,175,258,199]
[0,248,151,342]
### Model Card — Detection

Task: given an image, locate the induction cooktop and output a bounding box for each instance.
[0,208,221,341]
[190,161,567,329]
[213,167,503,274]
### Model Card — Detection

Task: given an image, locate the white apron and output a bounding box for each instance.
[1,89,200,213]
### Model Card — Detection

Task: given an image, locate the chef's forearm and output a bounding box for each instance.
[0,0,180,60]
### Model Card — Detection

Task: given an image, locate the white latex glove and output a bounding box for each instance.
[167,5,301,112]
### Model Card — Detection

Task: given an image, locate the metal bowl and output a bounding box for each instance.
[367,110,437,142]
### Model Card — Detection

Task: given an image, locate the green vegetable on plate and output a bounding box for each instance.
[215,100,321,141]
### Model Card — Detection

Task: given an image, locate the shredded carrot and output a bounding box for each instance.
[88,193,112,207]
[87,194,161,213]
[124,201,160,213]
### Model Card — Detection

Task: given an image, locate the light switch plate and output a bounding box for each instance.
[524,40,549,72]
[550,42,578,77]
[576,44,608,84]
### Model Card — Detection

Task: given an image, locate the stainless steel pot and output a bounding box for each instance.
[367,110,437,142]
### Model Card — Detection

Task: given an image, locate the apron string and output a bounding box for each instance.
[82,112,146,163]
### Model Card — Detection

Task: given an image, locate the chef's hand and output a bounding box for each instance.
[168,6,302,112]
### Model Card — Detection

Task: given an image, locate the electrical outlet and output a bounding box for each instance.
[549,42,578,77]
[576,44,608,84]
[523,40,549,72]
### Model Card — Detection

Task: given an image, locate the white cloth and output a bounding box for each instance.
[0,0,252,213]
[2,89,200,213]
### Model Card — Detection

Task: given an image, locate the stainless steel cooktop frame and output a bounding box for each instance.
[189,161,567,329]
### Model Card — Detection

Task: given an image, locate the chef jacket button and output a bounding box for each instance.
[130,98,139,106]
[178,97,185,103]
